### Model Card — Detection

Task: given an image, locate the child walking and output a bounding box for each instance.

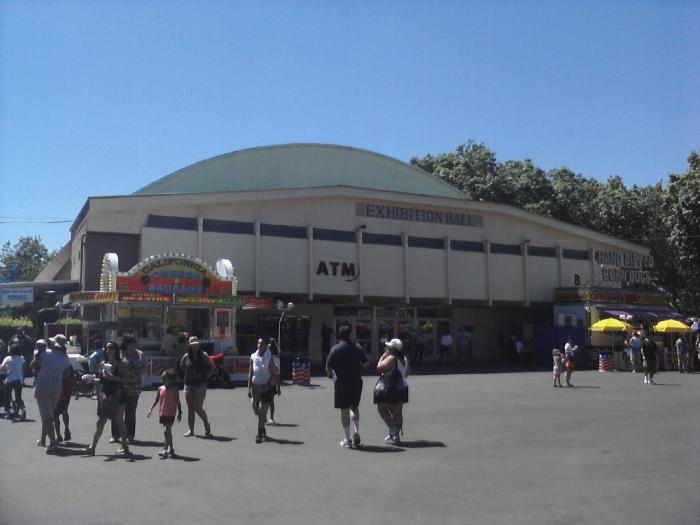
[552,349,565,387]
[148,369,182,458]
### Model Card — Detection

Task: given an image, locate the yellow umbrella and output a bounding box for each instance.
[590,318,631,332]
[653,319,691,333]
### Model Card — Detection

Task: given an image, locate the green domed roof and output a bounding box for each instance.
[134,144,466,199]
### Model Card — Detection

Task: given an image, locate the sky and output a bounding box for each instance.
[1,1,699,252]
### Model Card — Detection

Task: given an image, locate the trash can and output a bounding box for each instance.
[292,356,311,385]
[598,352,613,372]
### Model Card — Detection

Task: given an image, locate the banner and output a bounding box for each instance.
[0,287,33,306]
[116,255,234,296]
[68,291,117,303]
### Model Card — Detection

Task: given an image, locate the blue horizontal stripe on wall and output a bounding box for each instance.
[408,236,445,249]
[260,223,307,239]
[203,219,254,235]
[527,246,556,258]
[563,249,589,260]
[313,228,357,243]
[363,233,402,246]
[490,243,521,255]
[146,214,197,231]
[450,240,484,252]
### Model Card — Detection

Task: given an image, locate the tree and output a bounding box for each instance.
[0,236,53,282]
[665,152,700,312]
[411,141,699,313]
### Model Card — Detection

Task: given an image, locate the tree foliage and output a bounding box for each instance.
[0,236,53,282]
[411,142,699,313]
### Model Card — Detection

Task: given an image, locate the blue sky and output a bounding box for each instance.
[1,1,698,252]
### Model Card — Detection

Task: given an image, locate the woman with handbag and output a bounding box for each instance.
[84,342,131,456]
[248,336,279,443]
[180,337,215,438]
[374,338,409,445]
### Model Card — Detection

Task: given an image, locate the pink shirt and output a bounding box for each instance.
[158,385,179,417]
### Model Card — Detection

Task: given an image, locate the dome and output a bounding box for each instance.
[134,143,466,199]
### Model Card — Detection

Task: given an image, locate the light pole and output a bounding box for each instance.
[276,301,295,354]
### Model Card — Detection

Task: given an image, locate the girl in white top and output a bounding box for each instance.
[375,338,409,445]
[247,337,279,443]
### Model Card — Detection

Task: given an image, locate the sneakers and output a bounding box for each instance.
[643,377,649,384]
[108,437,118,443]
[339,438,353,448]
[204,428,213,438]
[266,419,276,426]
[36,439,46,447]
[183,430,194,437]
[255,433,264,444]
[384,434,400,445]
[168,450,177,458]
[158,450,168,459]
[384,434,393,444]
[352,433,361,447]
[116,448,132,456]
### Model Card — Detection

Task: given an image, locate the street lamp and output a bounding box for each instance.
[276,301,295,353]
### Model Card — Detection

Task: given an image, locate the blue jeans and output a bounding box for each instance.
[4,380,24,412]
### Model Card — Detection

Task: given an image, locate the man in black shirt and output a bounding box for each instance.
[326,324,368,448]
[641,332,658,385]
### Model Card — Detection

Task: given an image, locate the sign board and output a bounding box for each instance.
[115,254,235,296]
[356,202,483,227]
[594,250,654,286]
[0,287,33,306]
[69,291,117,304]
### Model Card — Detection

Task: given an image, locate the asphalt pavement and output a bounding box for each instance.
[0,369,698,525]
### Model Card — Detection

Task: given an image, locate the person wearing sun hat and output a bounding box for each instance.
[180,336,215,437]
[31,334,72,453]
[375,338,410,445]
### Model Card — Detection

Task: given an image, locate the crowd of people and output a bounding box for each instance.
[2,322,697,457]
[0,323,412,456]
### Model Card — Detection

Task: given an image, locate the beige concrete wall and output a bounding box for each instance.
[141,227,197,261]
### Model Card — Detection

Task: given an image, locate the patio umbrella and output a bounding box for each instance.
[590,318,631,332]
[653,319,691,333]
[590,318,631,354]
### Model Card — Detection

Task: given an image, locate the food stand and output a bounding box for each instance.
[68,253,273,385]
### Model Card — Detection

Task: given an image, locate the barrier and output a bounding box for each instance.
[292,357,311,385]
[598,353,613,372]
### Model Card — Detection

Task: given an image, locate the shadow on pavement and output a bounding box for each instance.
[48,446,94,457]
[353,445,404,453]
[652,383,683,387]
[565,385,601,389]
[10,418,37,423]
[199,435,236,442]
[60,442,90,448]
[264,437,304,445]
[167,454,200,462]
[103,453,151,462]
[130,440,164,447]
[395,440,446,448]
[267,422,298,428]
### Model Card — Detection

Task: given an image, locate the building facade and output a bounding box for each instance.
[46,144,660,363]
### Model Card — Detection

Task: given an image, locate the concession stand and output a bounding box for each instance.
[68,253,273,384]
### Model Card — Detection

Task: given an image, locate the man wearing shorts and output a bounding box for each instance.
[326,325,368,448]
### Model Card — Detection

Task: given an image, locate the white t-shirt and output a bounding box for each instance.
[250,349,272,385]
[440,334,453,347]
[515,341,525,355]
[1,355,25,383]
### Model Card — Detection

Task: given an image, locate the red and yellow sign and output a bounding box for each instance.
[116,255,234,296]
[68,291,117,303]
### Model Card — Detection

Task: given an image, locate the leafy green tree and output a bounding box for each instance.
[665,152,700,312]
[0,236,52,282]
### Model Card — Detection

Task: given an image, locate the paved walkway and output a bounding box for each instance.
[0,370,697,525]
